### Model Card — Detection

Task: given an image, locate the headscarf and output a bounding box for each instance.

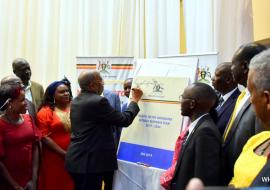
[46,81,66,99]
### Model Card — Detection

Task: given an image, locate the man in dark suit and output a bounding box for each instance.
[65,71,143,190]
[170,82,221,190]
[212,62,240,135]
[12,58,44,112]
[221,43,266,185]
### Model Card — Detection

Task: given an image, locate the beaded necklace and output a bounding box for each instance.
[3,114,24,125]
[260,139,270,156]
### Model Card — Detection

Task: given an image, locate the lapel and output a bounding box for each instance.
[174,114,210,176]
[217,89,240,117]
[223,99,251,146]
[30,81,37,105]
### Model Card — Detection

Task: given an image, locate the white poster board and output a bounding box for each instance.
[118,76,189,169]
[113,58,198,190]
[159,52,218,84]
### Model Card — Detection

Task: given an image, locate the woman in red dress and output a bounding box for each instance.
[0,83,40,190]
[37,78,73,190]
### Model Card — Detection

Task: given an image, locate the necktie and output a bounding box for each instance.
[182,130,190,145]
[216,96,224,111]
[219,96,224,105]
[223,90,246,141]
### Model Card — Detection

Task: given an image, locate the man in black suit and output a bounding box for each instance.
[170,82,221,190]
[222,43,266,185]
[65,71,143,190]
[212,62,240,135]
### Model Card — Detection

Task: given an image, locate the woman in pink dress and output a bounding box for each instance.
[0,83,40,190]
[37,78,73,190]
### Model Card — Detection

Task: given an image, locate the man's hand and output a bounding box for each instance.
[131,88,143,103]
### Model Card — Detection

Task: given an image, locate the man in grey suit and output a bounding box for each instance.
[221,43,267,185]
[12,58,44,112]
[65,71,143,190]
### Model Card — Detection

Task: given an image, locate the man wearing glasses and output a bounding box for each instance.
[170,82,222,190]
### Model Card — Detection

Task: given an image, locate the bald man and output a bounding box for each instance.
[212,62,240,135]
[171,83,221,190]
[12,58,44,111]
[65,71,143,190]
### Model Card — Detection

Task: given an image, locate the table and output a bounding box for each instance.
[113,160,166,190]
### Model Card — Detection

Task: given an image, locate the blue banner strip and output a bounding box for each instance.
[117,142,173,170]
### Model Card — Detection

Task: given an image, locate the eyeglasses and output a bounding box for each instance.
[179,95,195,102]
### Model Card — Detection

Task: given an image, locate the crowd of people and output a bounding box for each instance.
[1,42,270,190]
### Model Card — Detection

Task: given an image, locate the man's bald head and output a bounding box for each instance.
[12,58,29,69]
[189,82,218,108]
[216,62,232,76]
[12,58,31,85]
[180,82,218,119]
[78,71,104,94]
[212,62,237,95]
[231,43,267,87]
[1,75,23,86]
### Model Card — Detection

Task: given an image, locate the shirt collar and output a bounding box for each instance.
[24,81,31,91]
[188,113,208,135]
[222,87,238,103]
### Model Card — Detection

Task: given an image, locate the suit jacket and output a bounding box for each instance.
[216,89,240,135]
[171,114,221,190]
[221,99,262,185]
[65,91,140,174]
[30,80,44,112]
[121,102,128,112]
[103,90,121,111]
[26,99,36,120]
[103,90,122,145]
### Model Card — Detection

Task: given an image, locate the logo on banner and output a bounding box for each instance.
[135,79,165,97]
[97,60,111,74]
[152,80,164,94]
[197,66,211,84]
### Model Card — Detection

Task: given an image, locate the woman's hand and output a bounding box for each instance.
[24,180,37,190]
[12,184,24,190]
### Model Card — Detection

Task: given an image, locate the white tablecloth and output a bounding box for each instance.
[113,160,166,190]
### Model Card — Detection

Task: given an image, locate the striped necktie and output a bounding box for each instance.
[223,90,246,141]
[216,96,224,111]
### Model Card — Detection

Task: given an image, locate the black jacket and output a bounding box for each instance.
[65,91,139,173]
[221,99,262,185]
[171,114,222,190]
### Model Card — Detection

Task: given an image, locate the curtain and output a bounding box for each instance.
[216,0,254,62]
[184,0,254,63]
[0,0,181,89]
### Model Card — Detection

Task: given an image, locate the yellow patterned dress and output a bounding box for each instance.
[230,131,270,188]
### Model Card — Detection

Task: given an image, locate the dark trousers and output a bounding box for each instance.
[70,171,114,190]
